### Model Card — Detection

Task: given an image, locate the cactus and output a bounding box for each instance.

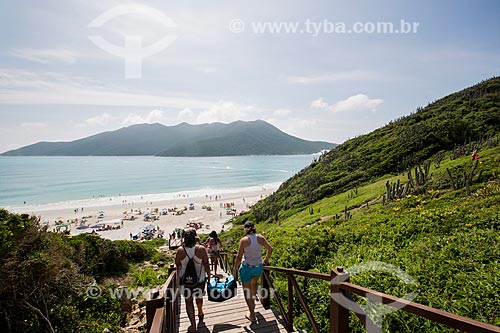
[385,179,408,202]
[446,160,480,195]
[433,151,445,168]
[344,206,352,219]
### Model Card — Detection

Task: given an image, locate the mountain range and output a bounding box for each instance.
[1,120,335,157]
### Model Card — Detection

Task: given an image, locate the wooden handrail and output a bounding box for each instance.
[261,265,500,333]
[218,251,233,274]
[147,265,179,333]
[265,265,330,281]
[149,307,165,333]
[341,282,500,333]
[163,268,179,333]
[289,274,320,333]
[261,270,290,328]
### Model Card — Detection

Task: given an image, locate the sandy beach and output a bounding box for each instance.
[13,187,275,241]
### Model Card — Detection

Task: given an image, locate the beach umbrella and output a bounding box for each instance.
[98,211,104,214]
[144,213,150,217]
[90,225,101,229]
[42,221,49,225]
[76,225,89,230]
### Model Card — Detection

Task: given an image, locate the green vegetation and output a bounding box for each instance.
[224,78,500,331]
[0,212,168,333]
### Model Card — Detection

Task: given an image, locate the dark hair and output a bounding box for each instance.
[183,228,197,247]
[244,221,256,235]
[209,230,219,244]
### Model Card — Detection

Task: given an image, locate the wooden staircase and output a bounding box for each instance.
[178,272,291,333]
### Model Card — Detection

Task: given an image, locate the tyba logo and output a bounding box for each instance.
[88,4,177,78]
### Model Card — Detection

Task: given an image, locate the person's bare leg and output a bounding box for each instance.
[213,256,218,275]
[195,297,204,318]
[185,297,196,332]
[250,276,259,300]
[242,281,256,321]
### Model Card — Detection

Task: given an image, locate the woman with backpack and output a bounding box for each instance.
[232,221,273,323]
[205,230,222,276]
[175,228,210,333]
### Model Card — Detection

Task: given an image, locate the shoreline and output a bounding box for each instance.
[3,185,277,241]
[3,182,281,213]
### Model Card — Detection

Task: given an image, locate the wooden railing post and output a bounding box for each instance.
[165,265,176,333]
[232,250,238,279]
[146,287,164,333]
[287,273,294,331]
[260,269,271,309]
[330,266,350,333]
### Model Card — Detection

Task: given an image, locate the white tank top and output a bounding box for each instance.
[243,234,262,267]
[180,246,206,282]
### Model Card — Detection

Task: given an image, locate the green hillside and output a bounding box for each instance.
[223,78,500,332]
[1,120,334,156]
[248,77,500,223]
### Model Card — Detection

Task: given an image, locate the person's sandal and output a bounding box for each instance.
[245,313,257,323]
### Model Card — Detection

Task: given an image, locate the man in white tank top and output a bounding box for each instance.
[233,221,273,323]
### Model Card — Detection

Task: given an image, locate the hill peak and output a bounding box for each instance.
[2,120,335,157]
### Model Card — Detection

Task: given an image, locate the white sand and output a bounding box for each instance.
[15,187,275,241]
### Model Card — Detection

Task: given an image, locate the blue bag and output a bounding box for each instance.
[207,275,237,302]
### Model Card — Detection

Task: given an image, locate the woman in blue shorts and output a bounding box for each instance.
[233,221,273,323]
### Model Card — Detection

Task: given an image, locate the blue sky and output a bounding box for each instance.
[1,0,499,153]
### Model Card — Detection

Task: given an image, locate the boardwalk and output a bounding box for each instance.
[177,272,290,333]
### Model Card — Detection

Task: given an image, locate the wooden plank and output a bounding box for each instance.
[185,311,287,333]
[179,307,283,326]
[180,317,285,332]
[178,299,289,332]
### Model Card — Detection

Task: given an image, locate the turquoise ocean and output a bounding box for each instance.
[0,155,315,211]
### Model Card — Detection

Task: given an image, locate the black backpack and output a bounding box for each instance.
[181,246,200,287]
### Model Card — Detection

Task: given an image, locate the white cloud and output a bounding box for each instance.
[86,113,112,126]
[330,94,383,113]
[310,97,329,109]
[8,48,79,64]
[294,119,318,128]
[273,109,291,117]
[196,101,255,124]
[21,122,48,130]
[0,69,215,109]
[122,110,165,126]
[287,70,379,85]
[177,108,195,121]
[194,66,217,74]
